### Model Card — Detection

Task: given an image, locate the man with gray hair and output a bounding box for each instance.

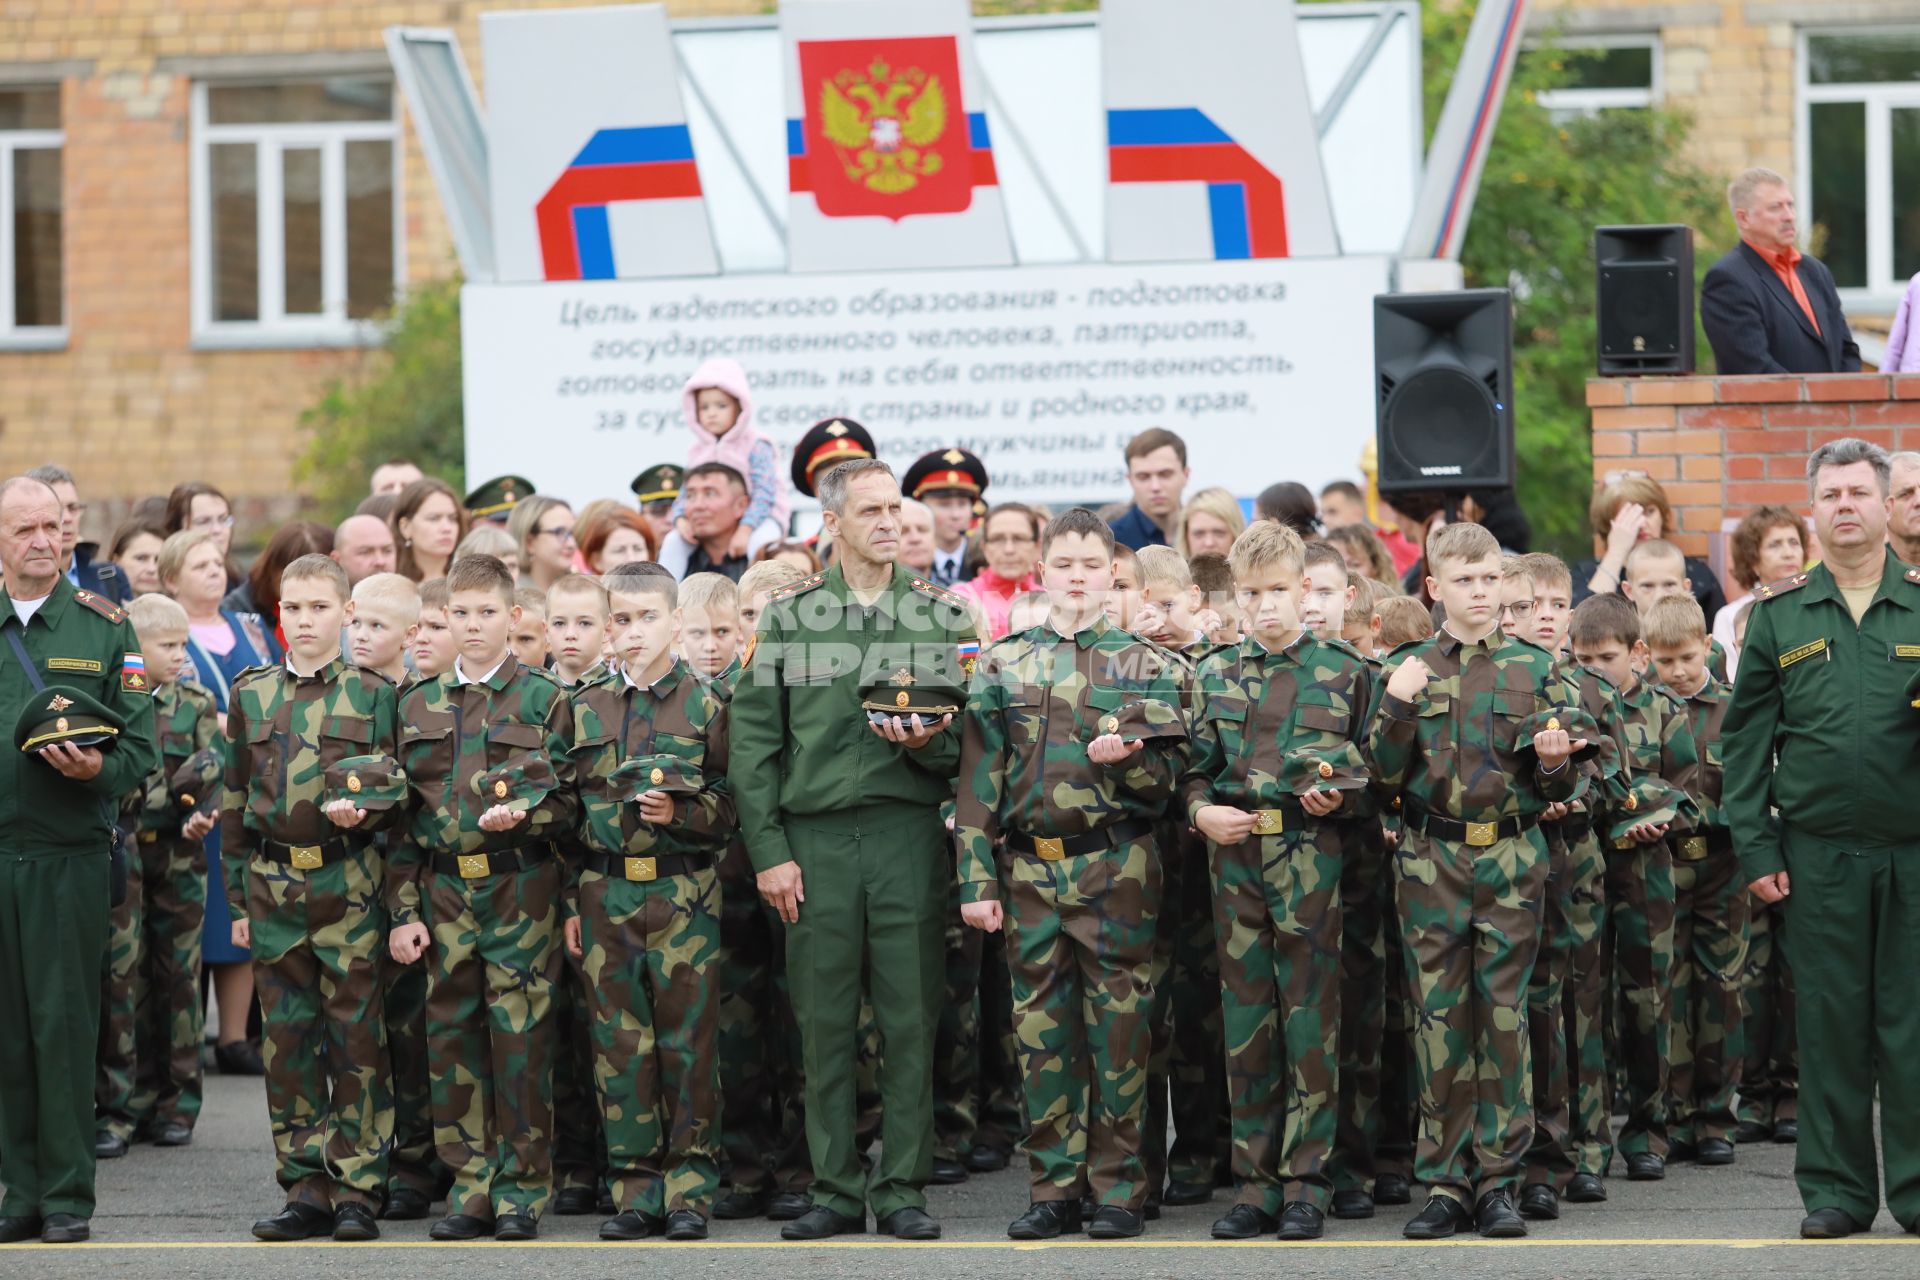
[1722,438,1920,1239]
[1702,167,1858,375]
[22,464,129,604]
[1887,452,1920,566]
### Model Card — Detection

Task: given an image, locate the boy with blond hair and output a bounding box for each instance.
[546,574,609,689]
[1369,597,1432,654]
[411,579,457,680]
[677,573,744,684]
[512,588,551,670]
[347,573,419,686]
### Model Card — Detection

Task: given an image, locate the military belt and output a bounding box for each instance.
[583,851,713,882]
[430,842,560,882]
[1244,801,1308,837]
[1675,827,1729,861]
[139,829,160,845]
[1008,818,1154,862]
[1402,802,1538,848]
[260,837,361,871]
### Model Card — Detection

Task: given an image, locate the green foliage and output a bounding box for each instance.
[295,277,466,521]
[1420,4,1728,558]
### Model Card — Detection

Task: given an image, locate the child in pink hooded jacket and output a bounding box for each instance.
[667,357,789,564]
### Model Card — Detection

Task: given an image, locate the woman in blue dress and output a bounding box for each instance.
[160,528,279,1076]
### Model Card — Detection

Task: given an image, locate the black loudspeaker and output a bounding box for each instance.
[1595,223,1694,375]
[1374,288,1514,494]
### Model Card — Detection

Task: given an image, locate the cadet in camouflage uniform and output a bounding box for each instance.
[1369,523,1582,1240]
[1644,595,1748,1163]
[1181,520,1377,1241]
[386,554,577,1243]
[957,508,1188,1241]
[220,556,400,1243]
[567,566,734,1241]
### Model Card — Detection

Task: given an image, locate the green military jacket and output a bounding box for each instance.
[1722,550,1920,879]
[1180,631,1376,825]
[954,614,1188,904]
[1613,671,1700,842]
[1370,625,1577,823]
[220,657,402,916]
[128,678,220,833]
[1560,664,1632,826]
[731,562,979,872]
[0,578,157,853]
[1666,673,1728,832]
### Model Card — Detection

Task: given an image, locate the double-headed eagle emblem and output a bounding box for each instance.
[819,59,948,196]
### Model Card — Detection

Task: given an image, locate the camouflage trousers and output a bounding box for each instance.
[1394,828,1548,1203]
[577,866,723,1217]
[1209,822,1343,1214]
[1604,837,1676,1160]
[553,943,605,1197]
[935,875,985,1163]
[1737,900,1797,1129]
[382,955,442,1198]
[1559,825,1611,1178]
[246,850,393,1209]
[423,860,561,1220]
[718,866,809,1197]
[1329,818,1389,1194]
[98,834,206,1142]
[1668,835,1750,1147]
[1145,822,1229,1193]
[1522,817,1606,1187]
[1003,836,1160,1210]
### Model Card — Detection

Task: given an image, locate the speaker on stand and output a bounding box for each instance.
[1595,223,1695,375]
[1373,288,1515,495]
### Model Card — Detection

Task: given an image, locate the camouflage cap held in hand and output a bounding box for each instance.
[169,745,225,817]
[859,662,965,720]
[1094,696,1188,744]
[325,753,408,812]
[1514,706,1604,767]
[1607,776,1700,844]
[15,684,123,756]
[473,752,559,812]
[609,753,705,801]
[1276,741,1372,794]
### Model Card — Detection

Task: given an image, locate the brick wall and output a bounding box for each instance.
[1586,372,1920,587]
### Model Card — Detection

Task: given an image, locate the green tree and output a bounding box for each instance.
[295,277,465,521]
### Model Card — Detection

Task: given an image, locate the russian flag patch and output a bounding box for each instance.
[957,639,981,677]
[122,651,148,693]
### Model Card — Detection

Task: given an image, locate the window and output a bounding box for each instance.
[1799,27,1920,300]
[1532,36,1661,120]
[0,85,64,346]
[190,76,401,344]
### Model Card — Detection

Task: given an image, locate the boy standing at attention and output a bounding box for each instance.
[410,579,457,681]
[547,574,610,689]
[677,573,744,684]
[1371,523,1582,1240]
[512,588,551,670]
[387,555,577,1242]
[347,573,418,687]
[222,555,401,1242]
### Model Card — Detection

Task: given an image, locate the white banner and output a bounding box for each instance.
[463,257,1388,512]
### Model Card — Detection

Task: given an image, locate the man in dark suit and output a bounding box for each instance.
[1701,167,1860,375]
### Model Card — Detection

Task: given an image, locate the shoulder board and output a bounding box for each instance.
[177,677,216,701]
[1319,636,1371,664]
[72,588,126,623]
[905,574,969,610]
[739,633,758,671]
[353,665,397,689]
[1506,634,1555,660]
[520,665,563,687]
[231,662,281,688]
[1384,636,1429,661]
[769,571,828,603]
[1753,571,1811,602]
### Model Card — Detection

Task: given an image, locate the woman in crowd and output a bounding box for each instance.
[1175,487,1247,559]
[953,502,1042,642]
[110,520,167,596]
[755,540,823,576]
[1714,505,1807,679]
[165,482,242,590]
[507,494,578,592]
[1573,473,1725,618]
[391,477,467,582]
[1324,522,1397,586]
[222,521,332,650]
[160,528,280,1077]
[576,504,658,574]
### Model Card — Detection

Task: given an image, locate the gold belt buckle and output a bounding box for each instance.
[289,845,324,870]
[139,829,158,845]
[456,854,490,880]
[1679,835,1708,860]
[1464,822,1497,848]
[1250,809,1285,836]
[1033,836,1065,861]
[1613,836,1636,851]
[625,856,658,882]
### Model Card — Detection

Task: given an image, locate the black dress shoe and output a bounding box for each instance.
[152,1122,193,1148]
[1086,1205,1144,1239]
[714,1189,767,1220]
[94,1132,128,1160]
[0,1217,42,1244]
[1162,1179,1212,1206]
[333,1203,380,1242]
[1696,1137,1736,1166]
[1519,1185,1559,1220]
[599,1210,663,1241]
[494,1213,537,1241]
[781,1205,865,1240]
[929,1158,969,1186]
[253,1203,336,1242]
[1210,1204,1276,1239]
[1475,1190,1526,1238]
[1733,1119,1773,1144]
[384,1188,432,1221]
[215,1039,266,1076]
[878,1206,941,1240]
[429,1214,492,1241]
[1625,1153,1665,1181]
[1402,1195,1472,1240]
[1373,1173,1413,1205]
[1566,1173,1607,1203]
[766,1191,812,1221]
[1277,1202,1325,1241]
[1800,1207,1864,1239]
[1331,1188,1374,1219]
[966,1146,1010,1173]
[1010,1199,1082,1240]
[1774,1119,1799,1143]
[598,1186,616,1216]
[1667,1140,1699,1163]
[41,1214,89,1245]
[552,1185,598,1216]
[665,1210,708,1241]
[1142,1195,1162,1221]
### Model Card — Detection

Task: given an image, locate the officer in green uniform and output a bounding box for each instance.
[1722,438,1920,1240]
[0,476,157,1245]
[730,455,979,1243]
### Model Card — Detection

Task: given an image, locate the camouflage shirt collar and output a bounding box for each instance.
[1046,613,1112,650]
[623,655,686,698]
[1244,631,1306,664]
[1678,673,1728,704]
[1436,622,1504,658]
[453,653,516,690]
[284,654,347,685]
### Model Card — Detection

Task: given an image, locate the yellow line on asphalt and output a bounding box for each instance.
[2,1236,1916,1251]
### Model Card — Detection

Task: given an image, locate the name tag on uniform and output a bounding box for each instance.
[46,657,102,673]
[1894,645,1920,660]
[1778,638,1828,669]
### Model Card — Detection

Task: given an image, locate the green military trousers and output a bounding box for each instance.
[784,805,945,1221]
[1780,827,1920,1228]
[0,847,111,1220]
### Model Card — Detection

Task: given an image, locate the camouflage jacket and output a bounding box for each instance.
[1180,632,1377,825]
[955,615,1190,904]
[1561,664,1633,824]
[1665,673,1728,830]
[388,656,576,924]
[219,657,402,915]
[127,678,221,833]
[1615,672,1698,792]
[1369,626,1578,823]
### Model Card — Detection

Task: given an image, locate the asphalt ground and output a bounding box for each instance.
[4,1073,1917,1279]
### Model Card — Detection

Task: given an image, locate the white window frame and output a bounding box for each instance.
[1533,34,1662,119]
[1796,24,1920,309]
[189,77,404,349]
[0,92,65,351]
